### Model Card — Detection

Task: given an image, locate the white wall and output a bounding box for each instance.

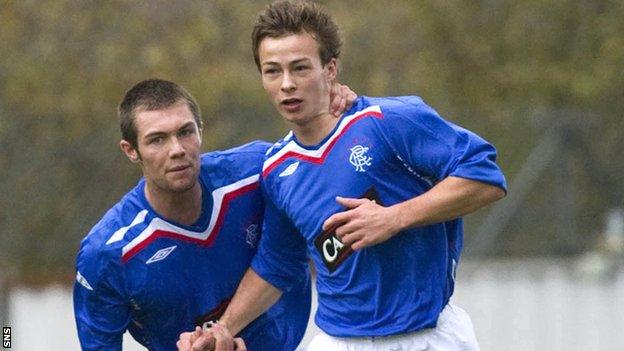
[6,259,624,350]
[456,259,624,351]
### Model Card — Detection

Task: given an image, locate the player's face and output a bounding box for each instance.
[126,103,202,194]
[258,31,337,126]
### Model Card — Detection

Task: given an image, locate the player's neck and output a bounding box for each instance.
[292,112,338,146]
[144,181,202,226]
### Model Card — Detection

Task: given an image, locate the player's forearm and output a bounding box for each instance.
[219,268,282,336]
[393,176,505,230]
[76,326,123,351]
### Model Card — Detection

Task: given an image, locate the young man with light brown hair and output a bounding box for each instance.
[179,1,506,350]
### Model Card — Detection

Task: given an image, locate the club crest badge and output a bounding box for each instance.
[245,223,259,247]
[349,145,372,172]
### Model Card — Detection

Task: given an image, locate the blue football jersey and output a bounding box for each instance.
[252,96,507,337]
[74,141,311,350]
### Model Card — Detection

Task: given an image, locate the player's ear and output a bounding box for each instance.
[120,139,141,163]
[324,58,338,82]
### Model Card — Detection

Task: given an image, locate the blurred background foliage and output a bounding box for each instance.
[1,0,622,283]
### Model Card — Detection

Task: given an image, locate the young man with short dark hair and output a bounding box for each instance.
[73,78,354,350]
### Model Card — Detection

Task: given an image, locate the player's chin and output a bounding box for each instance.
[283,112,317,127]
[167,178,197,193]
[279,111,303,124]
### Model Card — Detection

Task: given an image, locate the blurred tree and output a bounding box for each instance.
[0,0,622,283]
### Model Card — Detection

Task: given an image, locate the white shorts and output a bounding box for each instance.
[307,303,480,351]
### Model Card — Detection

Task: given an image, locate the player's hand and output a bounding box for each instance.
[192,336,245,351]
[189,322,245,351]
[177,326,204,351]
[322,197,403,250]
[329,83,357,117]
[232,338,246,351]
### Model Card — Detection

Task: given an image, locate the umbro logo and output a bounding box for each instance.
[146,245,177,264]
[279,161,299,177]
[76,271,93,291]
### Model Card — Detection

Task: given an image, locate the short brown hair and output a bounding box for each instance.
[252,0,341,70]
[118,79,202,149]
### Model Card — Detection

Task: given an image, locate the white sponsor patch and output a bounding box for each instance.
[146,245,177,264]
[279,161,300,177]
[76,271,93,291]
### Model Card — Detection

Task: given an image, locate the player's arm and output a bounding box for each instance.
[74,245,129,350]
[325,97,507,250]
[179,188,308,351]
[326,176,504,250]
[219,195,307,345]
[392,176,504,228]
[181,271,279,351]
[219,268,282,336]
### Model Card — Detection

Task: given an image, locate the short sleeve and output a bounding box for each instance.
[73,241,129,350]
[377,97,507,191]
[251,182,309,292]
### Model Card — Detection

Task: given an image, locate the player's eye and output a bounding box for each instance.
[149,136,164,145]
[179,128,193,137]
[294,65,309,71]
[263,68,278,75]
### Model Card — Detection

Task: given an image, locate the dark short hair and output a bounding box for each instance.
[251,0,342,70]
[118,79,202,149]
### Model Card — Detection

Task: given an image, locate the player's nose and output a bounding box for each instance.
[280,72,296,92]
[169,137,186,157]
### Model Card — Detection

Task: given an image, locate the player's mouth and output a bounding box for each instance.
[167,164,191,174]
[280,98,303,113]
